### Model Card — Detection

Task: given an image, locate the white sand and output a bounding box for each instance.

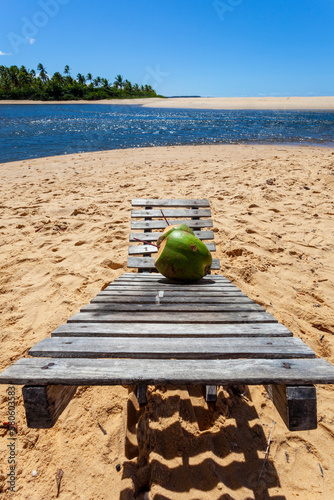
[1,96,334,109]
[1,143,334,498]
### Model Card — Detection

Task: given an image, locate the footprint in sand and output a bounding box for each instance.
[100,259,123,270]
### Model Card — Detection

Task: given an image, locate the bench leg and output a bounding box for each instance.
[22,385,77,429]
[265,384,317,431]
[205,385,217,402]
[136,384,147,405]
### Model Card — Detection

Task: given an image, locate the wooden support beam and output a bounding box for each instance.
[265,384,317,431]
[205,385,217,402]
[22,385,77,429]
[136,384,147,405]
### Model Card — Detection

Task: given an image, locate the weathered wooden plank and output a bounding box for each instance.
[2,358,334,386]
[98,290,246,298]
[115,273,227,281]
[130,230,215,242]
[132,199,210,207]
[128,244,158,255]
[29,336,315,359]
[110,277,231,284]
[206,385,217,402]
[81,302,263,313]
[93,295,250,304]
[131,209,212,218]
[114,277,226,285]
[127,257,220,269]
[52,322,292,338]
[105,283,237,292]
[128,242,216,255]
[22,385,77,429]
[265,384,317,431]
[131,219,213,230]
[127,257,220,270]
[67,311,277,324]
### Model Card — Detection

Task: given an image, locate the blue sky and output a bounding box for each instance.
[1,0,333,97]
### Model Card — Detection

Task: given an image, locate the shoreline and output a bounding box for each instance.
[1,141,334,167]
[0,95,334,109]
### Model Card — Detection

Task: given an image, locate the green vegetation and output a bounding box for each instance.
[0,64,163,101]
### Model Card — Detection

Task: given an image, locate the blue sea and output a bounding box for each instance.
[0,104,333,163]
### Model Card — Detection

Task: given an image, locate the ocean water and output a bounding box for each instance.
[0,104,333,163]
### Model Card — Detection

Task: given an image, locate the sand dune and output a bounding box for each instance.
[0,144,334,499]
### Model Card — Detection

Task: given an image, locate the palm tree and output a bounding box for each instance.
[77,73,86,84]
[93,76,101,87]
[8,66,19,87]
[51,72,64,85]
[86,73,92,82]
[64,65,70,75]
[0,65,9,90]
[18,66,29,87]
[114,74,124,89]
[101,78,109,88]
[64,75,74,85]
[37,63,48,83]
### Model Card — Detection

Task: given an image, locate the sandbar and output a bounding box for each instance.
[1,95,334,109]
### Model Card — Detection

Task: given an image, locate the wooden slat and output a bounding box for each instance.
[28,337,315,359]
[52,322,292,338]
[131,219,213,230]
[131,209,212,218]
[115,273,227,281]
[97,290,246,298]
[67,311,277,324]
[132,199,210,207]
[128,242,216,255]
[130,230,215,242]
[105,283,236,291]
[105,278,235,291]
[92,295,250,304]
[2,358,334,385]
[127,257,220,269]
[114,277,225,285]
[80,303,264,313]
[128,244,158,255]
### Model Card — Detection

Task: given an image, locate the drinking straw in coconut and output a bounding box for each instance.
[160,210,170,226]
[133,238,158,248]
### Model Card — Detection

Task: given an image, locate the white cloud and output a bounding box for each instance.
[26,37,36,45]
[0,50,12,56]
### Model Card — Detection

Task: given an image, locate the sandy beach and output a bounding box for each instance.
[1,143,334,499]
[1,96,334,110]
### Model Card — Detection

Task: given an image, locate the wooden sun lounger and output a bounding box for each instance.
[1,198,334,432]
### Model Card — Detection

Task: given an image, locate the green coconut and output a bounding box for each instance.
[155,226,212,282]
[156,224,194,247]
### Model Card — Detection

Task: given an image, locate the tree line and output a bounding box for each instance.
[0,63,163,100]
